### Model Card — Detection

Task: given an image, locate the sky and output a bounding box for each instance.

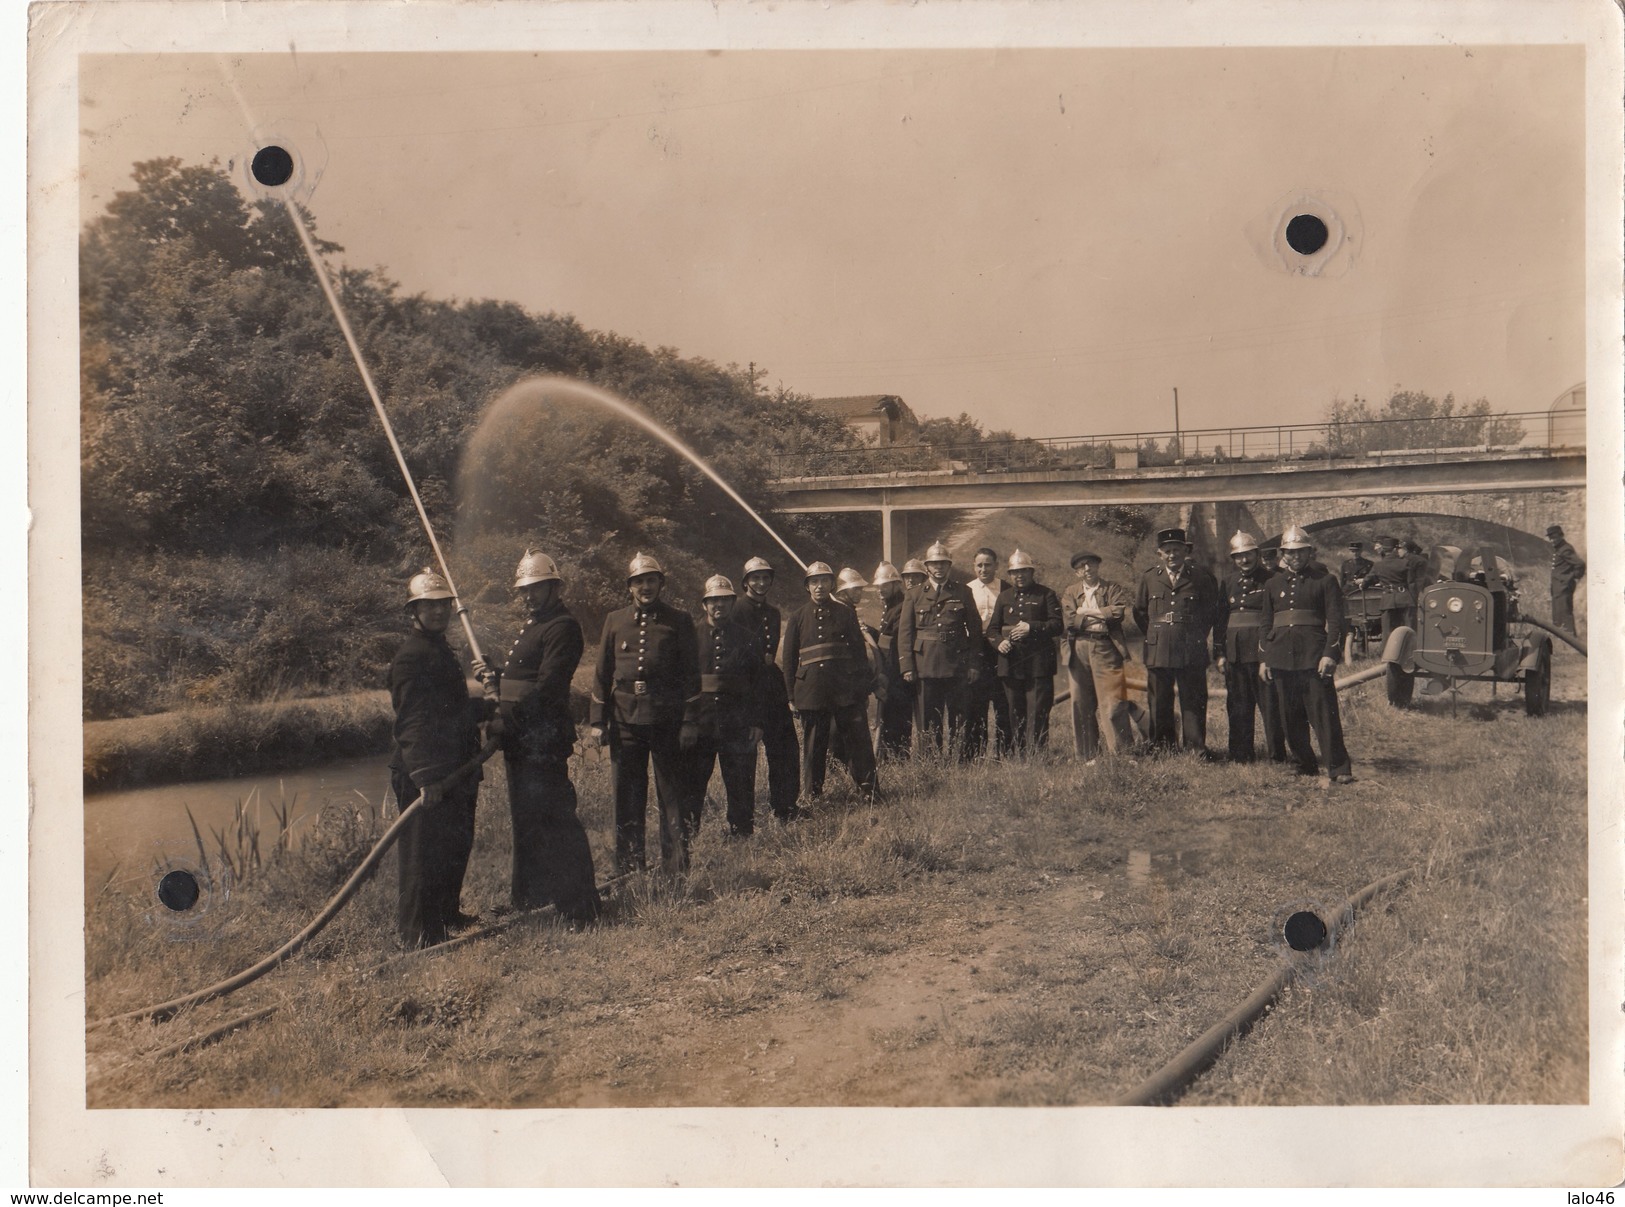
[77,46,1584,440]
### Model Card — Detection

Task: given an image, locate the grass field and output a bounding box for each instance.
[84,652,1588,1108]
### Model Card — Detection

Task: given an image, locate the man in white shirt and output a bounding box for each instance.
[965,547,1012,759]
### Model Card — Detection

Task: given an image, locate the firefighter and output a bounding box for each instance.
[898,541,984,759]
[387,569,483,948]
[780,562,878,800]
[987,549,1064,752]
[1214,532,1287,765]
[900,559,928,592]
[472,551,600,922]
[1132,527,1221,756]
[965,548,1014,759]
[732,556,801,820]
[1361,535,1413,642]
[829,566,880,775]
[872,561,915,759]
[1260,526,1353,784]
[683,575,766,838]
[589,552,701,874]
[1061,551,1135,763]
[1548,525,1586,632]
[1338,541,1372,593]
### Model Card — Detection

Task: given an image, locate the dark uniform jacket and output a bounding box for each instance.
[684,615,767,740]
[1338,556,1373,592]
[1364,553,1412,595]
[1060,578,1132,663]
[1260,565,1345,670]
[731,594,790,708]
[493,599,583,762]
[1403,550,1431,594]
[590,599,701,729]
[988,583,1065,679]
[781,598,873,711]
[1551,540,1586,591]
[1215,567,1275,664]
[1133,565,1222,668]
[875,598,908,699]
[898,580,984,679]
[389,629,483,788]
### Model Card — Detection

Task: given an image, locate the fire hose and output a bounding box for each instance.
[89,737,503,1030]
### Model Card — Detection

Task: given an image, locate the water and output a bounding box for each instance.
[461,377,808,571]
[83,755,392,895]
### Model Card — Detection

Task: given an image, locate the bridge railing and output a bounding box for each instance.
[769,410,1564,481]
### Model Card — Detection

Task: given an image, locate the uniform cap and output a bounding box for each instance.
[1156,527,1190,547]
[1280,525,1313,550]
[1546,525,1565,538]
[627,551,665,580]
[804,561,836,581]
[1374,534,1398,547]
[872,561,901,587]
[702,574,737,600]
[901,559,928,578]
[513,549,561,588]
[1227,531,1259,556]
[924,541,953,564]
[1070,550,1102,568]
[742,556,775,577]
[1007,549,1036,571]
[407,568,454,604]
[836,567,869,593]
[1346,540,1364,551]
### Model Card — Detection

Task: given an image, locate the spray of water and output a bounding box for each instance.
[463,377,808,572]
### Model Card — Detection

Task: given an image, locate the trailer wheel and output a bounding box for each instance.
[1386,663,1415,707]
[1523,646,1551,717]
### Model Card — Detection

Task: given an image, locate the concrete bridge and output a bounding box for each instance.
[768,446,1586,565]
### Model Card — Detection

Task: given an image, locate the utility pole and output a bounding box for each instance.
[1172,387,1181,460]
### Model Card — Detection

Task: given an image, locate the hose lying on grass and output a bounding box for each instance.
[1112,834,1553,1107]
[89,738,503,1030]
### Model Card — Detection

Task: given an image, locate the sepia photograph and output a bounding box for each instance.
[27,0,1624,1188]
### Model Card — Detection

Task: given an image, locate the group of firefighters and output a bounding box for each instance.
[383,520,1401,948]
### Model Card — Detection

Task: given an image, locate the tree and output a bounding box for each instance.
[1325,389,1525,455]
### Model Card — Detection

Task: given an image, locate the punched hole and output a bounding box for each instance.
[157,869,201,912]
[251,145,295,188]
[1285,214,1329,256]
[1283,910,1329,952]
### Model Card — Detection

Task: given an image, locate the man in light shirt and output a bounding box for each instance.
[965,547,1013,759]
[1060,551,1135,763]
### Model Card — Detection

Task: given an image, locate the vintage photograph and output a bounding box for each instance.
[28,0,1623,1188]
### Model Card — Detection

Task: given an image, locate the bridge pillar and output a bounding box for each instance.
[881,506,909,566]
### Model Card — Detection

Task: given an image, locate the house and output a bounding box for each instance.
[808,394,920,447]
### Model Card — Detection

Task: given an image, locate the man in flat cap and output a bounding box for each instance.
[1060,550,1134,763]
[1547,524,1586,633]
[1133,528,1222,756]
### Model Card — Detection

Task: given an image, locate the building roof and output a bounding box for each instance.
[808,394,914,422]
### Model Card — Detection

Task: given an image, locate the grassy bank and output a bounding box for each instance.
[85,653,1588,1107]
[83,690,396,793]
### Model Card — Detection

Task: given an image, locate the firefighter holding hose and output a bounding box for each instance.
[473,550,601,924]
[388,569,485,948]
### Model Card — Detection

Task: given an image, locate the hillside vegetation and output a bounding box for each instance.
[80,159,863,719]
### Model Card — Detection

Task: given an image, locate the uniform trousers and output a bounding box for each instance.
[1146,665,1209,752]
[689,732,760,835]
[1002,677,1055,752]
[609,720,692,873]
[1552,584,1578,632]
[1272,668,1352,778]
[1223,660,1286,763]
[759,700,802,817]
[1068,639,1134,760]
[391,766,478,948]
[877,678,915,759]
[915,677,969,758]
[964,663,1013,758]
[504,753,600,921]
[800,704,878,796]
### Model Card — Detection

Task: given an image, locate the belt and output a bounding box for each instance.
[1076,630,1116,640]
[800,641,853,665]
[499,677,537,702]
[1151,613,1198,625]
[1227,615,1264,629]
[1272,609,1325,627]
[699,673,746,694]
